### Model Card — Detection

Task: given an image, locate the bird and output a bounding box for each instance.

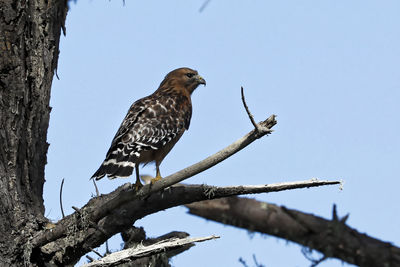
[91,67,206,189]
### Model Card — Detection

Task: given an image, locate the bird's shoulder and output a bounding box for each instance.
[114,91,192,143]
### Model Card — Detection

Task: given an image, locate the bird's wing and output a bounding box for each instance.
[114,94,191,153]
[92,94,191,179]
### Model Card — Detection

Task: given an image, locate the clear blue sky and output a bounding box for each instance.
[45,1,400,266]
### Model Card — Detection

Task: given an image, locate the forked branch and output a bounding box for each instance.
[137,113,277,198]
[33,179,340,265]
[30,90,339,265]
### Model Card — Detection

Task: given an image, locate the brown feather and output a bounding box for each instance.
[92,67,205,180]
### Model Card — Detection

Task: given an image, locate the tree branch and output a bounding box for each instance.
[31,113,275,249]
[136,114,277,198]
[28,109,337,265]
[82,235,219,267]
[186,197,400,267]
[85,227,194,267]
[241,86,262,132]
[60,178,65,218]
[32,179,339,265]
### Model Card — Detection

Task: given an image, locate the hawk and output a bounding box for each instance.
[91,67,206,188]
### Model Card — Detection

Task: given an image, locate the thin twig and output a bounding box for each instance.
[86,255,95,262]
[239,257,249,267]
[55,68,60,80]
[241,86,260,132]
[59,178,65,218]
[90,248,103,258]
[105,240,110,255]
[302,247,328,267]
[199,0,211,13]
[310,256,328,267]
[332,204,338,221]
[92,179,100,197]
[332,204,349,224]
[253,254,265,267]
[72,206,80,213]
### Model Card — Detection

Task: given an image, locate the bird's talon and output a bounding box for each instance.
[150,176,162,184]
[134,182,143,191]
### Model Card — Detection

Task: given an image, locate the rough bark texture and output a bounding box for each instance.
[0,0,67,265]
[84,227,203,267]
[30,180,337,265]
[120,227,192,267]
[83,234,218,267]
[0,2,397,266]
[84,227,192,267]
[186,197,400,267]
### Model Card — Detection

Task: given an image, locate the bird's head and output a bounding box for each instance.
[161,67,206,95]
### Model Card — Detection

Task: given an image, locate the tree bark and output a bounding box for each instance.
[84,227,194,267]
[84,228,216,267]
[30,180,337,265]
[186,197,400,267]
[1,2,395,266]
[0,0,67,265]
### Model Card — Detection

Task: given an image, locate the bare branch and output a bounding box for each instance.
[31,113,276,259]
[89,248,103,259]
[186,197,400,267]
[59,178,65,218]
[241,86,261,132]
[137,114,277,198]
[86,255,95,263]
[121,227,193,266]
[82,235,219,267]
[105,240,110,255]
[92,179,100,197]
[301,247,327,267]
[30,113,339,265]
[199,0,211,12]
[33,179,339,265]
[192,179,340,196]
[239,257,249,267]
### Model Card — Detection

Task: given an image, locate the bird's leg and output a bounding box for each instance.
[134,163,143,190]
[151,163,163,184]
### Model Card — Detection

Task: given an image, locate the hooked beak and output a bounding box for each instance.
[194,75,206,86]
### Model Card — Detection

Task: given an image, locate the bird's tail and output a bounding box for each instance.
[91,149,135,180]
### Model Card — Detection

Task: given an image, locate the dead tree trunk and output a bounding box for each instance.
[0,1,67,265]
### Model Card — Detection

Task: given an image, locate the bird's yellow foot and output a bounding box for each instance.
[150,175,162,184]
[134,180,143,191]
[44,222,56,230]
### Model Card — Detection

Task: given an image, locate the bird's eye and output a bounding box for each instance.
[186,73,195,78]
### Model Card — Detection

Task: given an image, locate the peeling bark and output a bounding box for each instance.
[0,0,67,265]
[84,227,214,267]
[119,227,192,267]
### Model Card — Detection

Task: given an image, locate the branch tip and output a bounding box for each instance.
[241,86,261,132]
[92,179,100,197]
